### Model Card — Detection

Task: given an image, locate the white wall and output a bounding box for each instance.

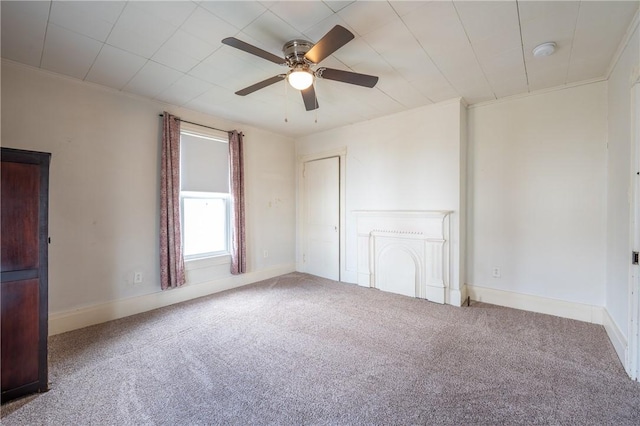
[1,60,296,322]
[467,82,607,307]
[606,22,639,338]
[296,99,467,304]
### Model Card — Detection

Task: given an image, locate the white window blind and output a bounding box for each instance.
[180,132,229,193]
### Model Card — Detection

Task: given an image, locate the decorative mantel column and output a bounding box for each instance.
[354,210,453,304]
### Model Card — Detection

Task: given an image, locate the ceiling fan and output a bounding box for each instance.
[221,25,379,111]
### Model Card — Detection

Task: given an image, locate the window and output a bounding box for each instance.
[180,128,230,260]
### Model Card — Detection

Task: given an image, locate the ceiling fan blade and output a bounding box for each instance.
[235,75,285,96]
[301,86,319,111]
[222,37,285,65]
[317,68,379,88]
[304,25,354,64]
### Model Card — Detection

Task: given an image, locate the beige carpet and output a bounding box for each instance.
[2,272,639,425]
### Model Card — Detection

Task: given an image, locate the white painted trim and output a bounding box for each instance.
[467,284,604,324]
[603,308,629,370]
[606,7,640,80]
[296,147,347,281]
[49,264,295,336]
[628,82,640,380]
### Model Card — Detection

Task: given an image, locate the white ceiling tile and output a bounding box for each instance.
[123,61,183,98]
[184,7,253,49]
[486,73,528,98]
[155,75,214,106]
[479,48,525,76]
[162,29,217,62]
[409,74,460,104]
[493,76,528,98]
[106,27,163,58]
[49,1,120,42]
[403,1,470,58]
[2,1,50,19]
[259,1,278,10]
[199,1,266,29]
[151,47,200,74]
[453,1,519,42]
[241,11,305,50]
[270,1,334,33]
[444,56,495,103]
[389,1,427,17]
[41,24,103,80]
[377,76,433,109]
[1,1,49,66]
[114,3,178,43]
[527,64,568,91]
[569,1,639,79]
[351,54,395,80]
[430,44,479,76]
[331,36,378,67]
[384,51,440,82]
[106,3,178,57]
[322,1,354,13]
[54,1,127,23]
[85,45,147,89]
[520,10,579,50]
[518,1,580,23]
[152,29,218,73]
[363,18,415,55]
[566,56,609,83]
[132,1,198,27]
[185,85,238,111]
[471,30,523,60]
[338,1,398,36]
[188,60,237,85]
[357,88,405,114]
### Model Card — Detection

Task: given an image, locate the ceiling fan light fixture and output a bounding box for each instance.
[532,42,556,57]
[288,69,314,90]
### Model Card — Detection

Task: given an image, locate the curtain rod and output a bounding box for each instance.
[158,114,239,135]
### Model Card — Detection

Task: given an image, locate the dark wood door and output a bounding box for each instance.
[1,148,50,402]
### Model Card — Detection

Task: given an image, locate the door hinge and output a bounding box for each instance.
[634,251,639,265]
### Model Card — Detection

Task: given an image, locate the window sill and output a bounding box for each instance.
[185,254,231,270]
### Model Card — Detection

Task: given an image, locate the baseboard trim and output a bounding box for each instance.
[49,264,296,336]
[467,284,604,324]
[602,308,628,368]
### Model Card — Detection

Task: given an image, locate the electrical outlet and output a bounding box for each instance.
[134,272,143,285]
[263,250,269,258]
[492,267,501,278]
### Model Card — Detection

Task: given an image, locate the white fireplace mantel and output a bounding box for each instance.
[354,210,453,304]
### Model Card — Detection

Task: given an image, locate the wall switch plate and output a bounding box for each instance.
[492,267,501,278]
[134,272,143,284]
[263,250,269,258]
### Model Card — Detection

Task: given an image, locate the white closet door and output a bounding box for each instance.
[303,157,339,281]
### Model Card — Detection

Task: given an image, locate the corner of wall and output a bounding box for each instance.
[603,307,628,369]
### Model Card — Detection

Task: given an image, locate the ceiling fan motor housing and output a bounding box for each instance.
[283,40,315,66]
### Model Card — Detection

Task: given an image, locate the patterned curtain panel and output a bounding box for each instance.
[160,112,186,290]
[229,130,247,274]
